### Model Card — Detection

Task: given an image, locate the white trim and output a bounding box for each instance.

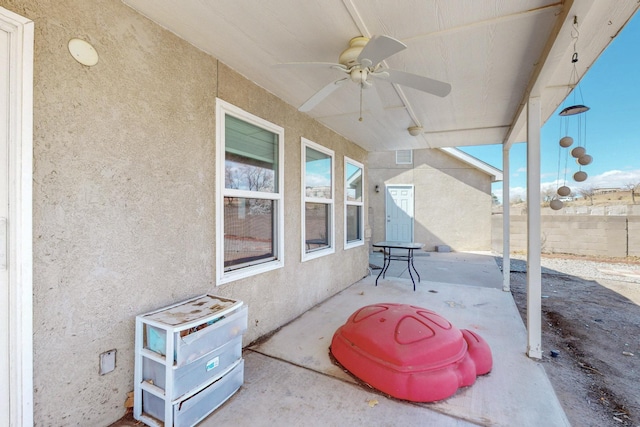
[215,99,285,285]
[0,7,34,427]
[344,156,364,250]
[439,147,503,182]
[301,138,335,261]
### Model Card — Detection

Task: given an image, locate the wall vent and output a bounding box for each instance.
[396,150,413,165]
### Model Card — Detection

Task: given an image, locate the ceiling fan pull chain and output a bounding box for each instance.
[359,84,363,121]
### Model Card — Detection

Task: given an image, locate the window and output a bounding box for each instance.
[216,99,284,284]
[345,157,364,248]
[302,138,334,260]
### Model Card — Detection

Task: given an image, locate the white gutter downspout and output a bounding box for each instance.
[526,97,543,359]
[502,145,510,292]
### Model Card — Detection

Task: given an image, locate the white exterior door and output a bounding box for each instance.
[385,185,414,242]
[1,7,34,426]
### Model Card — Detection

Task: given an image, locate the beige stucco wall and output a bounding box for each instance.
[368,149,493,251]
[1,0,368,425]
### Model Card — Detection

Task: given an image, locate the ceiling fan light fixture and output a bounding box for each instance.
[408,126,423,136]
[281,34,451,116]
[350,68,368,84]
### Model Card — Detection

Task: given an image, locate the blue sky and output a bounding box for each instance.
[460,11,640,202]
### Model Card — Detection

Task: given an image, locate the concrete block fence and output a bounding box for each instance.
[492,213,640,258]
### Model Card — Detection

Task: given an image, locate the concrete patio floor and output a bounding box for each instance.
[195,251,570,427]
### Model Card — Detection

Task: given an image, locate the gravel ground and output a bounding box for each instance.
[496,254,640,283]
[498,253,640,427]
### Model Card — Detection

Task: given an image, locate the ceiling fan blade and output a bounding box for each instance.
[383,69,451,97]
[357,35,407,68]
[299,78,348,112]
[274,62,347,71]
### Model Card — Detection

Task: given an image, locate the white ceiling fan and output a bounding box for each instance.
[276,35,451,116]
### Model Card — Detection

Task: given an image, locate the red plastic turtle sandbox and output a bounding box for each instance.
[330,303,492,402]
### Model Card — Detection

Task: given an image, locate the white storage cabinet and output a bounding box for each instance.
[134,294,247,427]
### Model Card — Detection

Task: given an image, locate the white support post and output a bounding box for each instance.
[502,145,511,292]
[526,97,542,359]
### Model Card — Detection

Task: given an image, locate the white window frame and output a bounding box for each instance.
[301,138,335,261]
[344,157,364,249]
[215,99,285,285]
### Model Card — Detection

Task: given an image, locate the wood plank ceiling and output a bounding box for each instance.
[123,0,639,153]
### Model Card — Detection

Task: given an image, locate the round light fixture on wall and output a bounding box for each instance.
[68,38,99,66]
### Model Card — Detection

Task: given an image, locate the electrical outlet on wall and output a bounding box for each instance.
[99,349,116,375]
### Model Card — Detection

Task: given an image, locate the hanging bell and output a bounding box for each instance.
[559,136,574,148]
[577,154,593,166]
[574,171,588,182]
[550,199,564,210]
[571,146,586,158]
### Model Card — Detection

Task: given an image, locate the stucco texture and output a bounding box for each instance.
[1,0,368,425]
[368,149,493,251]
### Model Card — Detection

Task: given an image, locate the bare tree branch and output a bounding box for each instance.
[578,186,597,205]
[624,182,640,204]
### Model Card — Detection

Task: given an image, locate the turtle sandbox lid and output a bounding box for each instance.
[330,303,492,402]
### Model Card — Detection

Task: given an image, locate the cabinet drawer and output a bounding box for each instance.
[143,358,244,427]
[146,304,248,366]
[143,336,242,400]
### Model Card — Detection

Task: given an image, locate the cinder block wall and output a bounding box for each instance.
[629,216,640,257]
[492,213,639,258]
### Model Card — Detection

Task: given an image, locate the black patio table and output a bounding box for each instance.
[372,241,424,291]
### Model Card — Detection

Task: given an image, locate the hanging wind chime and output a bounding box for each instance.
[551,17,592,211]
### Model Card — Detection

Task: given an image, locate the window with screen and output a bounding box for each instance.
[345,157,364,248]
[216,99,284,284]
[302,138,334,260]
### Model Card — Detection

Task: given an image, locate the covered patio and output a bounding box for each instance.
[110,251,569,426]
[197,252,568,426]
[3,1,640,426]
[120,0,640,359]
